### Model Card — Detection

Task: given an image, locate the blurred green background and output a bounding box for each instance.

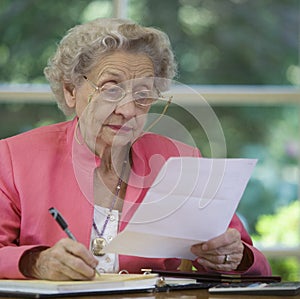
[0,0,299,280]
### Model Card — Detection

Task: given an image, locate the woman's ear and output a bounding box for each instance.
[63,83,76,108]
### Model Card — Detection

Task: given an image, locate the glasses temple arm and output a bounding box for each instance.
[145,96,172,132]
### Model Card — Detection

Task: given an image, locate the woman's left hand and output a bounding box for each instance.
[191,228,244,272]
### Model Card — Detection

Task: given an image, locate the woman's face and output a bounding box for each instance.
[67,51,155,155]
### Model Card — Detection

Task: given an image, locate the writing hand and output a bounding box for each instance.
[30,238,98,280]
[191,228,244,272]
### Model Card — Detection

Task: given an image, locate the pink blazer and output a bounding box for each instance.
[0,119,271,278]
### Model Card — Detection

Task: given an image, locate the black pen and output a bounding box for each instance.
[49,207,77,240]
[49,207,101,277]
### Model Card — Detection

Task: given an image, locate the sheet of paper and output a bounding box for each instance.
[104,157,257,259]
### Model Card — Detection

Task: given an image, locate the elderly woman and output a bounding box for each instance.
[0,18,271,280]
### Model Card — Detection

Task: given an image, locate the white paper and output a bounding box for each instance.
[104,157,257,259]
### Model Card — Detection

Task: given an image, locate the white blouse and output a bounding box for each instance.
[90,205,120,273]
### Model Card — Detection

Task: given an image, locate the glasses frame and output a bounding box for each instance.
[82,75,172,132]
[83,76,167,108]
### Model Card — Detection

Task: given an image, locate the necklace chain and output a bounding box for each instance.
[93,144,130,238]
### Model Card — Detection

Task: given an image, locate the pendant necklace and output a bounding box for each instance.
[91,144,130,256]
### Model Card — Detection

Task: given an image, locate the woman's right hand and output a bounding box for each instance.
[21,238,98,280]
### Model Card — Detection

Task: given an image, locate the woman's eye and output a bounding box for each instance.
[134,90,157,106]
[101,82,117,90]
[134,90,152,99]
[101,85,123,101]
[106,86,120,94]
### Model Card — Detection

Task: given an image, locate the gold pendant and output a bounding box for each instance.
[91,237,107,256]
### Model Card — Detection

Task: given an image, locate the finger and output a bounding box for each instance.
[62,239,98,269]
[204,229,241,251]
[192,242,229,256]
[59,261,95,280]
[193,229,241,254]
[36,240,97,280]
[40,259,91,281]
[58,240,97,278]
[191,239,243,257]
[197,252,243,267]
[34,250,83,280]
[58,253,95,279]
[197,255,241,272]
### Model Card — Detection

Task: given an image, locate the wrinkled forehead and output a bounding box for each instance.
[91,51,155,82]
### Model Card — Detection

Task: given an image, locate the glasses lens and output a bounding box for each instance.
[134,90,158,106]
[100,85,124,102]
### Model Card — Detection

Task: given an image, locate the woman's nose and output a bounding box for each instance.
[114,98,137,119]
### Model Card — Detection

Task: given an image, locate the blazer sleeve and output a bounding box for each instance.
[228,215,272,275]
[0,140,39,278]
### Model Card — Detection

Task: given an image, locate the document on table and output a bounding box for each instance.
[0,274,159,297]
[104,157,257,260]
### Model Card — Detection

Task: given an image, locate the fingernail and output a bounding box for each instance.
[93,261,98,268]
[202,244,208,251]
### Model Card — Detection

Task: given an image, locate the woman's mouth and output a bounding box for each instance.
[106,124,133,133]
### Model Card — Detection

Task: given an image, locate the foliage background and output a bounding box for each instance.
[0,0,299,279]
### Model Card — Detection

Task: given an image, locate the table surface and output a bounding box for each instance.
[0,289,299,299]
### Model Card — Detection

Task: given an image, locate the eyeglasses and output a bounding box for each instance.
[82,75,172,132]
[83,76,162,108]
